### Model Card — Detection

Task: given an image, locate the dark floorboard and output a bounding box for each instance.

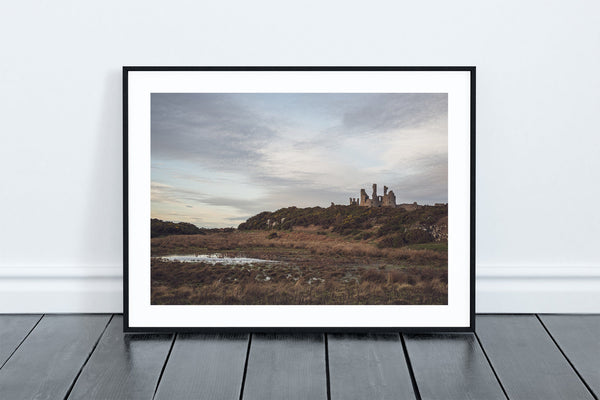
[0,314,598,400]
[66,315,173,400]
[539,314,600,399]
[242,333,328,400]
[0,314,41,368]
[328,333,416,400]
[154,333,249,400]
[404,333,506,400]
[476,315,595,400]
[0,314,111,400]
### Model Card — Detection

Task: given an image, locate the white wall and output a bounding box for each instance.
[1,0,599,313]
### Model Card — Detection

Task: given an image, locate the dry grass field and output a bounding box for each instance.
[151,228,447,305]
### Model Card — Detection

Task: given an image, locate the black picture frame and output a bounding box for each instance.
[123,66,475,333]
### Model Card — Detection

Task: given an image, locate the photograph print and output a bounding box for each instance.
[125,67,474,330]
[151,92,449,306]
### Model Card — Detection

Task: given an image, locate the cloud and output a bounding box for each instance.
[340,93,447,137]
[151,93,448,227]
[151,94,279,170]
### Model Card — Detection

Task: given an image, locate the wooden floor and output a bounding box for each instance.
[0,315,598,400]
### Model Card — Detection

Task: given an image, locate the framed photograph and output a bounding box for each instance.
[123,67,475,332]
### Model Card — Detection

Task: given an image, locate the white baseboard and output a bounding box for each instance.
[0,267,123,313]
[1,266,599,314]
[476,266,600,313]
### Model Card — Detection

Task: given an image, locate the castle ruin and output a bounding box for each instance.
[349,184,396,207]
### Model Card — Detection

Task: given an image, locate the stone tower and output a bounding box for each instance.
[359,189,369,206]
[371,184,381,207]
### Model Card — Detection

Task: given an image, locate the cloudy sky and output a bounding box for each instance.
[151,93,447,228]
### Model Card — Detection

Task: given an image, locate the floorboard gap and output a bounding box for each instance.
[152,332,177,400]
[474,331,510,400]
[400,333,422,400]
[535,314,598,400]
[63,314,114,400]
[0,314,44,371]
[325,334,331,400]
[238,333,253,400]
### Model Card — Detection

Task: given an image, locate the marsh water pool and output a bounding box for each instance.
[155,253,279,265]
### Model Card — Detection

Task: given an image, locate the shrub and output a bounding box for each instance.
[377,229,435,248]
[151,218,205,238]
[362,269,386,283]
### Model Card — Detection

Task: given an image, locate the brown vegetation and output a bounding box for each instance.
[151,229,447,305]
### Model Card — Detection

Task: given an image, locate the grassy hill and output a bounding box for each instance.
[238,204,447,248]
